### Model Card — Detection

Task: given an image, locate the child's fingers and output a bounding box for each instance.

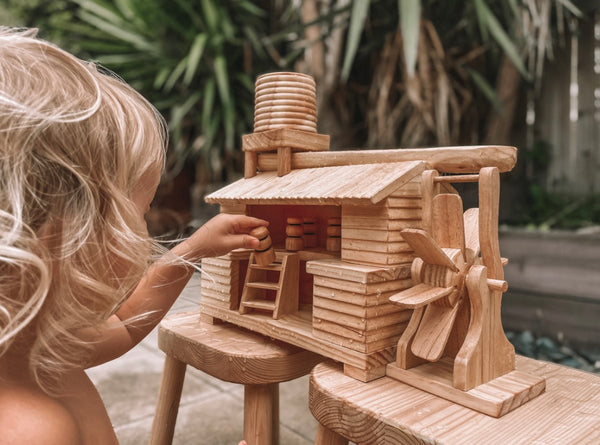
[221,234,260,252]
[241,234,260,249]
[233,215,269,232]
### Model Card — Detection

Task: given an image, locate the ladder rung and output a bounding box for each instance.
[249,263,282,272]
[240,300,276,311]
[246,281,280,291]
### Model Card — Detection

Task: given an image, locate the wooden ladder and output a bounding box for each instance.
[239,250,299,319]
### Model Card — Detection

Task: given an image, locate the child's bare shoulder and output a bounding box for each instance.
[0,384,81,445]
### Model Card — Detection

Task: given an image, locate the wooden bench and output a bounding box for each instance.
[150,310,322,445]
[310,357,600,444]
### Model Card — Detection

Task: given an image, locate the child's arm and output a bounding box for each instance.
[81,213,267,367]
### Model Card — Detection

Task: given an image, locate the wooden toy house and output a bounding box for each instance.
[198,72,545,417]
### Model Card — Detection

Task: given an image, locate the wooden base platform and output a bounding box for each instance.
[200,303,395,382]
[386,359,546,417]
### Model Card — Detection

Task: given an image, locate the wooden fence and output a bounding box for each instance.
[535,10,600,194]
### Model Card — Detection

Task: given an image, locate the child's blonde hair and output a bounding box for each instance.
[0,28,167,390]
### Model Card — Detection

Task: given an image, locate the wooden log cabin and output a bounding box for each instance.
[196,72,548,417]
[199,125,518,382]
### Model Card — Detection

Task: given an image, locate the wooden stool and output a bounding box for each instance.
[150,310,322,445]
[309,358,600,445]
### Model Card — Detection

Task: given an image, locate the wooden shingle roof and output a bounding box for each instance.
[205,160,427,205]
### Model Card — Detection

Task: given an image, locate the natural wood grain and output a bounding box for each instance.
[342,217,421,231]
[201,256,242,309]
[420,169,438,235]
[389,283,453,308]
[152,310,322,445]
[198,73,534,437]
[255,79,316,90]
[244,384,277,445]
[239,251,299,319]
[343,205,422,220]
[256,145,517,173]
[401,229,458,271]
[386,358,545,418]
[253,105,316,117]
[254,92,316,103]
[255,72,316,88]
[277,146,293,176]
[478,167,504,279]
[306,259,411,284]
[411,302,461,361]
[313,295,408,319]
[394,307,427,370]
[387,165,519,399]
[341,238,413,254]
[273,252,299,318]
[314,424,348,445]
[250,226,275,266]
[220,203,247,215]
[340,198,424,266]
[254,122,317,132]
[313,275,412,296]
[149,355,187,445]
[199,301,396,381]
[463,207,480,256]
[205,161,427,206]
[158,311,322,384]
[434,174,480,183]
[310,259,412,354]
[254,111,317,121]
[432,194,465,255]
[245,151,258,178]
[451,167,515,390]
[311,358,599,444]
[242,128,329,152]
[453,264,515,390]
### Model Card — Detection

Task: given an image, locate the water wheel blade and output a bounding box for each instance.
[401,229,458,271]
[432,194,465,254]
[411,302,461,362]
[389,283,454,309]
[463,207,480,257]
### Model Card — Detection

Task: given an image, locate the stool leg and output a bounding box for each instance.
[314,423,348,445]
[272,384,279,444]
[149,355,187,445]
[244,383,277,445]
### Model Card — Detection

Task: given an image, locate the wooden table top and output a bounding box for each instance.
[309,356,600,444]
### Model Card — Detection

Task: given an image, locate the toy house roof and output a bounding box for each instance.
[205,160,427,206]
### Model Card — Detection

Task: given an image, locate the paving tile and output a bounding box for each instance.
[113,391,245,445]
[169,392,245,445]
[279,375,318,441]
[112,415,155,445]
[87,342,223,428]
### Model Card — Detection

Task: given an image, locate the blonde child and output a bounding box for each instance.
[0,27,265,444]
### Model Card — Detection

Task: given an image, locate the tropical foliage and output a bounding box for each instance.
[5,0,593,216]
[4,0,313,181]
[6,0,588,157]
[324,0,586,149]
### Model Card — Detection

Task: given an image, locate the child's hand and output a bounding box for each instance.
[185,214,268,260]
